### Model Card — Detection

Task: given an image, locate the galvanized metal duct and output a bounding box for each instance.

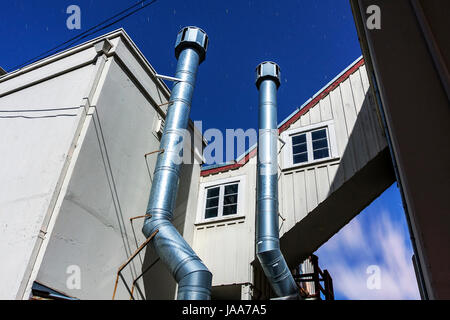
[255,62,299,298]
[142,26,212,300]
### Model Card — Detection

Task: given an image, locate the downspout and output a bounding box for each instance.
[255,62,299,299]
[142,26,212,300]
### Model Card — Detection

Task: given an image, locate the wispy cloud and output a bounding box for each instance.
[315,201,420,300]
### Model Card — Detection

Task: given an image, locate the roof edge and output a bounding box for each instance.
[2,28,127,80]
[0,28,206,146]
[201,56,365,177]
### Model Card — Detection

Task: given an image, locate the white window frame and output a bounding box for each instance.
[196,175,246,224]
[281,120,339,170]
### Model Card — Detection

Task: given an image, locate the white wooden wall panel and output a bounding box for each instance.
[193,163,256,287]
[329,87,354,182]
[350,71,371,164]
[196,63,388,290]
[358,66,379,157]
[340,78,364,171]
[319,95,333,121]
[300,110,311,127]
[292,170,308,223]
[278,65,387,239]
[310,103,321,124]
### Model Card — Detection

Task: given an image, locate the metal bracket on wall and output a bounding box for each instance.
[144,149,164,158]
[112,228,159,300]
[278,136,286,154]
[155,73,183,82]
[129,257,161,300]
[144,149,165,184]
[278,212,286,232]
[129,214,152,266]
[156,101,174,108]
[278,137,286,180]
[278,164,283,181]
[38,229,47,240]
[128,213,160,300]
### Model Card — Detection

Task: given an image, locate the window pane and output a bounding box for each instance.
[207,187,219,198]
[293,153,308,164]
[293,143,307,155]
[311,129,327,140]
[313,148,330,160]
[292,132,308,165]
[205,198,218,208]
[224,194,238,205]
[223,204,237,216]
[312,138,328,150]
[312,129,329,160]
[225,184,238,195]
[205,207,218,219]
[292,134,306,145]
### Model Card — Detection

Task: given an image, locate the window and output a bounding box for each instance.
[282,121,338,169]
[197,176,246,224]
[291,128,330,165]
[204,182,239,220]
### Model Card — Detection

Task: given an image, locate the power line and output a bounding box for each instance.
[57,0,158,53]
[8,0,158,72]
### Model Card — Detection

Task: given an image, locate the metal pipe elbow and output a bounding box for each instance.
[257,245,299,298]
[177,268,213,300]
[142,217,212,300]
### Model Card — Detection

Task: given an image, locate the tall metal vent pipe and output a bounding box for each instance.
[255,62,299,298]
[142,26,212,300]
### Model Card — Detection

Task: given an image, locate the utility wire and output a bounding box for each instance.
[57,0,158,53]
[8,0,158,72]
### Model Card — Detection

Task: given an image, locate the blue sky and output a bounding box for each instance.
[1,0,419,299]
[316,183,420,300]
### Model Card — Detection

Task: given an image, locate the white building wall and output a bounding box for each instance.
[0,30,204,300]
[197,60,391,299]
[193,160,257,288]
[0,47,100,299]
[1,29,390,300]
[34,55,165,299]
[278,64,387,237]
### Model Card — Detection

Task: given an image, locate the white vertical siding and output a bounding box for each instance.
[278,64,387,237]
[292,170,308,224]
[193,163,257,287]
[319,95,333,121]
[196,62,389,294]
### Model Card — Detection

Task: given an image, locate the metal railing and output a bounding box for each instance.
[293,255,334,300]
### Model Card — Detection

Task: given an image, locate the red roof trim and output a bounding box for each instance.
[278,58,365,133]
[201,147,257,176]
[201,58,365,177]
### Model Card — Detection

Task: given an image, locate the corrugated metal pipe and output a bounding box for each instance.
[142,26,212,300]
[255,62,299,299]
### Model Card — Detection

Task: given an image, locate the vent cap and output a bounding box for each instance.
[175,26,208,63]
[255,61,281,89]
